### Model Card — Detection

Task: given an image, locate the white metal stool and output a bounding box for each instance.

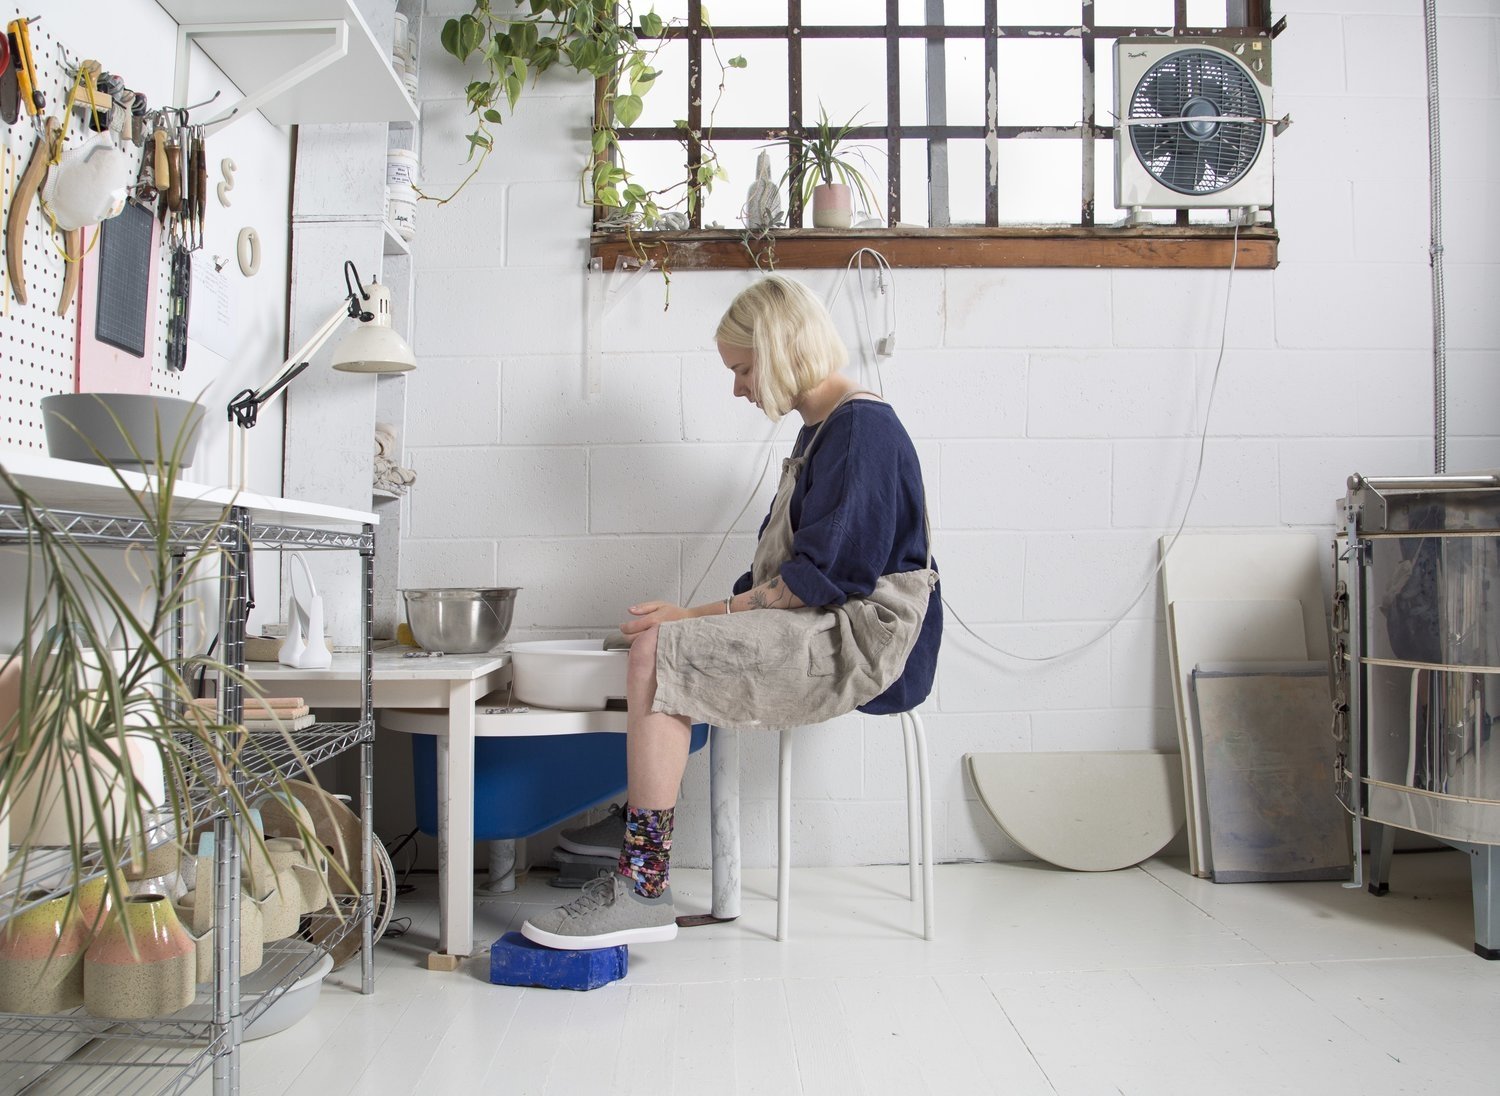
[775,709,934,941]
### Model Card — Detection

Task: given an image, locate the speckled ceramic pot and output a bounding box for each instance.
[173,890,264,983]
[0,890,86,1014]
[246,866,302,942]
[267,838,331,914]
[83,894,195,1019]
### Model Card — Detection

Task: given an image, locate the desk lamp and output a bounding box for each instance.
[227,260,415,432]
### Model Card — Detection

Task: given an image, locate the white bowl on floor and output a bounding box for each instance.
[244,945,335,1040]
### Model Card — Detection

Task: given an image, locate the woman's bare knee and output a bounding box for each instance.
[627,625,659,695]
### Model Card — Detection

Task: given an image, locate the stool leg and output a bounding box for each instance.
[909,711,935,941]
[777,727,793,942]
[900,713,919,902]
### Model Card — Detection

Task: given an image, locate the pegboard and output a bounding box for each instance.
[0,7,179,454]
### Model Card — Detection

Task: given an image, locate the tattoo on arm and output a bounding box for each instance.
[747,576,802,610]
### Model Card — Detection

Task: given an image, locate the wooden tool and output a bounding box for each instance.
[7,117,56,305]
[55,226,79,316]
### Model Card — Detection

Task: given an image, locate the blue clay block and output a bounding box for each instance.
[489,931,628,991]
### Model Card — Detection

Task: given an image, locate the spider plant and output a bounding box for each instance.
[0,403,336,944]
[783,105,884,222]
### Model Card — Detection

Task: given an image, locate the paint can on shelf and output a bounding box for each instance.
[386,184,417,241]
[392,12,409,64]
[386,147,419,188]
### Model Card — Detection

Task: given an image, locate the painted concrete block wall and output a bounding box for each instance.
[401,0,1500,869]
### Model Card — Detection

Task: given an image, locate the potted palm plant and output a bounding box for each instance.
[785,106,884,228]
[0,406,329,975]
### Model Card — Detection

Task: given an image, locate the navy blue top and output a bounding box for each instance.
[733,400,941,715]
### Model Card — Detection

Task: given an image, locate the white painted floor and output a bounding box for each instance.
[211,850,1500,1096]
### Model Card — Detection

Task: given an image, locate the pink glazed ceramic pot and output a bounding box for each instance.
[83,894,195,1019]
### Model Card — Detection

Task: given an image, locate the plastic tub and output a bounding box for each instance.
[386,184,416,241]
[410,723,708,840]
[244,945,334,1040]
[386,147,419,188]
[508,640,628,710]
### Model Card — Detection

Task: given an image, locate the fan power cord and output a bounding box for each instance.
[949,223,1242,664]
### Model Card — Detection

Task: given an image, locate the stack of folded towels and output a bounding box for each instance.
[191,696,316,731]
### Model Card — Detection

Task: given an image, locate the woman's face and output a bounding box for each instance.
[718,340,757,407]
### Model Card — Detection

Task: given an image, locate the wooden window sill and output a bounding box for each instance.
[590,226,1278,272]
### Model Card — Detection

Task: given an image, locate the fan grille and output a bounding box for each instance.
[1128,48,1265,196]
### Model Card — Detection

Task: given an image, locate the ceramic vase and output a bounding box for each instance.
[0,890,86,1014]
[173,889,264,983]
[74,871,127,936]
[83,894,196,1019]
[267,838,331,914]
[811,183,853,228]
[248,865,303,942]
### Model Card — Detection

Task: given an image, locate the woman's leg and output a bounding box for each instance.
[518,626,688,946]
[625,623,694,807]
[619,624,692,898]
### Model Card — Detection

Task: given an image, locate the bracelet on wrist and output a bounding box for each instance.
[724,595,733,615]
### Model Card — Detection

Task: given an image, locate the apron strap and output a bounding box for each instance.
[798,389,934,574]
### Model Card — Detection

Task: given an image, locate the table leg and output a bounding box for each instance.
[710,724,741,920]
[432,678,477,967]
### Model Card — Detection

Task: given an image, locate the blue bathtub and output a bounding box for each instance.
[411,722,710,841]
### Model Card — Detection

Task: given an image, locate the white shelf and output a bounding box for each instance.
[159,0,419,128]
[382,223,411,256]
[0,453,378,529]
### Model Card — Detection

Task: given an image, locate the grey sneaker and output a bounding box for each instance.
[521,874,678,950]
[558,804,627,857]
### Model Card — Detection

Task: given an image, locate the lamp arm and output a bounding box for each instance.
[227,298,351,428]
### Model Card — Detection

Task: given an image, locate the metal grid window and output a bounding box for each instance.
[607,0,1274,237]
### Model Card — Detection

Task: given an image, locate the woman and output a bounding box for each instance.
[521,275,941,950]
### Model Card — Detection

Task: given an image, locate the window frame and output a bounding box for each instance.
[590,0,1281,270]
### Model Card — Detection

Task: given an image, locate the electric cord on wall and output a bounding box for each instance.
[945,223,1243,664]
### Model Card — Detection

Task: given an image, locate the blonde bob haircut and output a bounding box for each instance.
[715,275,847,422]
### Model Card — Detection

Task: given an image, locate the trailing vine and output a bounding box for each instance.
[435,0,740,234]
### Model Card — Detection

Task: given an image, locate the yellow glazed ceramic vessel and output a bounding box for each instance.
[0,891,86,1014]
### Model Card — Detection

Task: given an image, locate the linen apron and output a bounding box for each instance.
[653,393,937,731]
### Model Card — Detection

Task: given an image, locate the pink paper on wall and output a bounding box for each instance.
[74,206,159,394]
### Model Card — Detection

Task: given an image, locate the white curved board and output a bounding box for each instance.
[966,750,1186,872]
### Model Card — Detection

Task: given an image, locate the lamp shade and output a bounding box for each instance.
[331,282,416,373]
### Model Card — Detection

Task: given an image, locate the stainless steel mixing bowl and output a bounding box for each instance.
[401,588,519,653]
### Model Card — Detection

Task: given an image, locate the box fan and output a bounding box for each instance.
[1114,37,1273,219]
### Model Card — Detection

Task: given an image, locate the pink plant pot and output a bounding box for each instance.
[83,894,195,1019]
[811,183,853,228]
[0,891,86,1014]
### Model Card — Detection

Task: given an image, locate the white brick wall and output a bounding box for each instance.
[393,3,1500,870]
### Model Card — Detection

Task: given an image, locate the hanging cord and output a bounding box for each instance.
[1422,0,1447,474]
[683,420,785,606]
[946,223,1243,664]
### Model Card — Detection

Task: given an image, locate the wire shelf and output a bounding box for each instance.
[0,896,369,1093]
[2,724,371,922]
[0,505,374,553]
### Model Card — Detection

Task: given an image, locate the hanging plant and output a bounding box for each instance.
[436,0,738,230]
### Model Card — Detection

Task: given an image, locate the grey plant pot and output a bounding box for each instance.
[41,394,205,468]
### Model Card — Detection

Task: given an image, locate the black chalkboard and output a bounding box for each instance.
[94,201,154,358]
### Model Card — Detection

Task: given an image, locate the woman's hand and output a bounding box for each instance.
[620,600,689,637]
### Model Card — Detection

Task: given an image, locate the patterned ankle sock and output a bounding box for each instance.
[617,804,674,899]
